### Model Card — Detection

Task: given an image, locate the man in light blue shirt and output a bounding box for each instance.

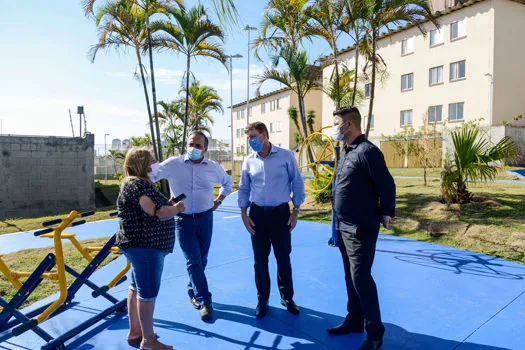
[151,131,232,321]
[238,121,305,318]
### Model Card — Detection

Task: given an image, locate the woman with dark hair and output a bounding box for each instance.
[116,147,184,350]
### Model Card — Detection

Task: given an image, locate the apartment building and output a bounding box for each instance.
[321,0,525,139]
[231,88,323,160]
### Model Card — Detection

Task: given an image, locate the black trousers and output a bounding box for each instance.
[337,227,385,340]
[249,203,293,302]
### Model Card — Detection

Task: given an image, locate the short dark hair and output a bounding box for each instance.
[190,131,209,147]
[333,106,362,130]
[245,121,269,139]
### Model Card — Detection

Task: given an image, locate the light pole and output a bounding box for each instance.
[77,106,84,137]
[485,73,494,143]
[226,53,243,182]
[104,133,110,184]
[243,25,258,151]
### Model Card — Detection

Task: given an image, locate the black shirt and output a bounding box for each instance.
[333,134,396,232]
[115,178,175,253]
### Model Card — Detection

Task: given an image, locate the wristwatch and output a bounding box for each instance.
[293,207,301,213]
[216,199,223,206]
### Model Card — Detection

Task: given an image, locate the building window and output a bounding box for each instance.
[428,105,443,123]
[429,66,443,86]
[236,146,240,154]
[366,115,375,130]
[241,109,245,119]
[451,19,467,41]
[450,60,466,81]
[270,123,274,133]
[249,107,252,117]
[365,83,371,98]
[276,98,282,110]
[276,121,282,132]
[430,29,444,47]
[400,110,413,127]
[401,73,413,91]
[401,37,414,55]
[270,100,276,111]
[449,102,464,121]
[236,111,240,120]
[261,103,266,114]
[241,145,245,154]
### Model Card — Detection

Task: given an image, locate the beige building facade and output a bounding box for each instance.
[231,88,323,160]
[321,0,525,138]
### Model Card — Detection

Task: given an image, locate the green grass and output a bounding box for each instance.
[0,237,118,310]
[300,177,525,264]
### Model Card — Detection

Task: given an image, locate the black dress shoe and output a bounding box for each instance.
[280,299,300,315]
[359,338,383,350]
[200,304,213,321]
[255,300,269,318]
[189,296,201,309]
[327,319,364,335]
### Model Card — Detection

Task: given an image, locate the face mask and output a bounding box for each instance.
[187,147,203,161]
[148,162,160,180]
[249,137,264,152]
[332,124,345,141]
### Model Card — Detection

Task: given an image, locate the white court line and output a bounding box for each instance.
[223,215,240,219]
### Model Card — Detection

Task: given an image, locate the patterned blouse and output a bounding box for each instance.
[115,178,175,253]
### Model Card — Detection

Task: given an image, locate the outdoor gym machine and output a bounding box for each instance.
[297,126,341,246]
[0,210,129,349]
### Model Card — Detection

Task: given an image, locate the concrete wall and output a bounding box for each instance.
[0,134,95,219]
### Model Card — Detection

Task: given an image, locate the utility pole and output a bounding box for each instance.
[226,53,243,182]
[243,25,257,152]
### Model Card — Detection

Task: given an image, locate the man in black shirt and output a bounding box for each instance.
[327,106,396,350]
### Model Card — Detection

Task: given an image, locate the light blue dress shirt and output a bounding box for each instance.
[152,155,233,214]
[238,144,305,208]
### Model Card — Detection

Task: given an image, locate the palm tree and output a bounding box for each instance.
[182,80,223,134]
[83,0,236,162]
[441,125,520,204]
[151,4,227,154]
[89,1,160,159]
[157,100,184,156]
[323,64,363,107]
[307,0,346,109]
[256,45,321,140]
[342,0,370,105]
[363,0,437,137]
[253,0,316,59]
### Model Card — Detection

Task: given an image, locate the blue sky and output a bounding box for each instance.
[0,0,339,146]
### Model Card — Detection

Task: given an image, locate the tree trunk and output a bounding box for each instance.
[137,52,158,159]
[365,30,376,138]
[145,1,164,163]
[424,167,427,186]
[181,54,191,155]
[298,94,309,139]
[351,34,360,105]
[333,40,341,109]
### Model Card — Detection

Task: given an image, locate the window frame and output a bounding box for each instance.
[401,73,414,92]
[429,66,444,86]
[430,28,444,47]
[449,102,465,122]
[449,60,466,82]
[400,109,413,127]
[428,105,443,124]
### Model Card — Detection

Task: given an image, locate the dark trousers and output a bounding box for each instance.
[249,203,294,302]
[337,227,385,341]
[175,211,213,305]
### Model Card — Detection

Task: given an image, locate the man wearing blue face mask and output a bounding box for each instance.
[238,121,305,318]
[149,131,232,321]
